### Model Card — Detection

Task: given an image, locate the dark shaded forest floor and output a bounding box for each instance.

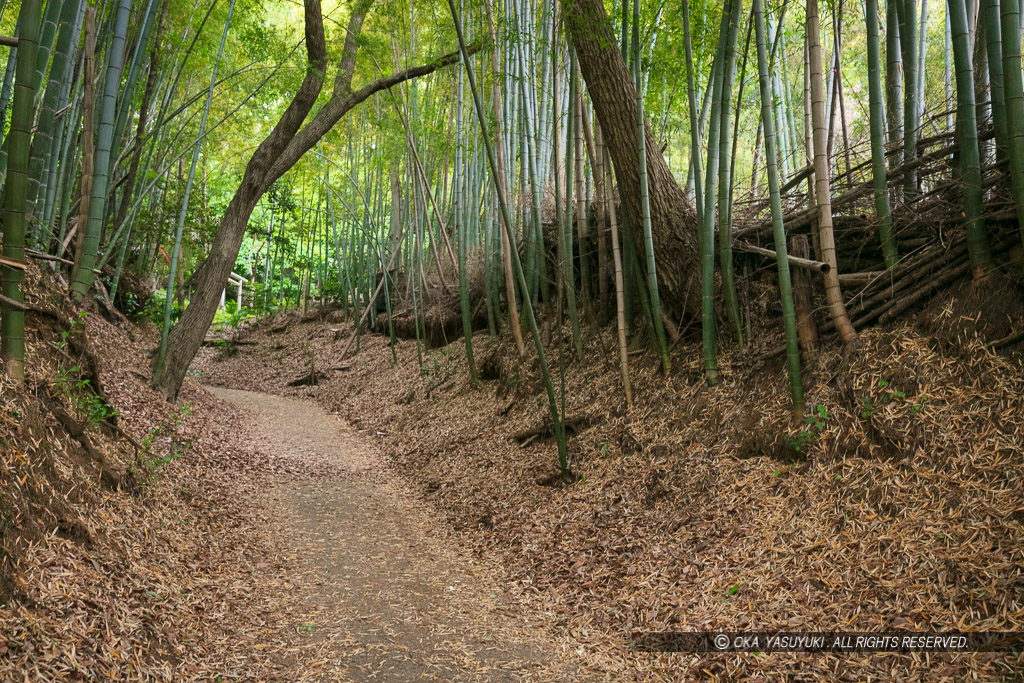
[195,291,1024,681]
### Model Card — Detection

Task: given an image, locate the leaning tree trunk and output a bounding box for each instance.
[561,0,699,319]
[153,0,473,400]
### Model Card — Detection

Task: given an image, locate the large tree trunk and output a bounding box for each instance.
[152,0,473,400]
[561,0,699,319]
[152,0,331,400]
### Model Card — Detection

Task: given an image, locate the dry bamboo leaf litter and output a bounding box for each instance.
[194,299,1024,681]
[1,270,596,681]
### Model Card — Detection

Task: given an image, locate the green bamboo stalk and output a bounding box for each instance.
[448,0,568,473]
[109,0,160,174]
[518,46,546,306]
[716,0,744,347]
[982,0,1008,162]
[916,0,929,109]
[886,0,904,159]
[154,0,236,377]
[563,45,583,356]
[945,3,954,132]
[900,0,920,195]
[0,13,22,185]
[768,16,791,175]
[26,0,80,242]
[949,0,994,277]
[573,55,592,318]
[454,19,478,382]
[700,0,733,386]
[685,69,716,204]
[41,93,78,250]
[483,0,526,356]
[682,0,704,227]
[753,0,804,417]
[866,0,898,267]
[601,135,631,405]
[1,0,41,383]
[69,0,131,301]
[30,0,62,96]
[727,11,753,219]
[633,0,670,375]
[1000,0,1024,242]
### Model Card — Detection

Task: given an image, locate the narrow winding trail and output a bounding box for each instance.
[208,387,585,682]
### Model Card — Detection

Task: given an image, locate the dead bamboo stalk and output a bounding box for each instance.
[735,241,831,272]
[790,235,819,354]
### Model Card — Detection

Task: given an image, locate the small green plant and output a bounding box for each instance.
[55,311,89,351]
[53,313,120,426]
[56,366,120,424]
[860,379,921,419]
[142,291,186,327]
[789,403,829,453]
[212,301,251,328]
[130,404,194,482]
[420,348,455,390]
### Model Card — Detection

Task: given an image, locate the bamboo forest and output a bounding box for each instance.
[2,0,1024,678]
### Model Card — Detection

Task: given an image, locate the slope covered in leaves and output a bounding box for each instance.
[0,269,368,679]
[196,297,1024,681]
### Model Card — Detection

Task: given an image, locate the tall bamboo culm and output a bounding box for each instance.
[1000,0,1024,242]
[69,0,130,301]
[631,0,670,375]
[753,0,804,416]
[1,0,42,383]
[447,0,568,472]
[865,0,897,267]
[807,0,857,343]
[948,0,994,277]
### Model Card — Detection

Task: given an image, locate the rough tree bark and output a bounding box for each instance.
[561,0,699,319]
[153,0,475,400]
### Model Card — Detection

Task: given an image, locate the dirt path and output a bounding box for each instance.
[208,387,587,682]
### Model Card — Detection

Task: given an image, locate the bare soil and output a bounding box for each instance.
[208,386,589,681]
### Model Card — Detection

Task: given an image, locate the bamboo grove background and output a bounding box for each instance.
[1,0,1022,470]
